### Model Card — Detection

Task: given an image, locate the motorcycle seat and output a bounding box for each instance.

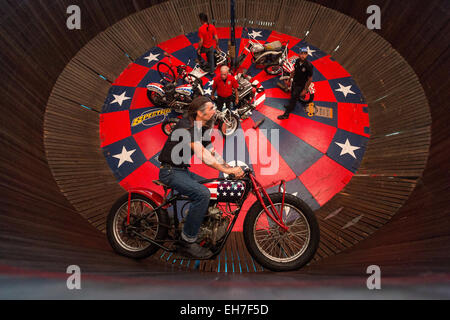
[152,180,170,188]
[264,41,283,51]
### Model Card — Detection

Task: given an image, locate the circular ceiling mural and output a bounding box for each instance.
[99,27,370,232]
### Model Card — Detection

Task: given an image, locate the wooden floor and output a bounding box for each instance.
[0,0,449,276]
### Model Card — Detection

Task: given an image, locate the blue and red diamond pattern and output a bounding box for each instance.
[99,27,370,231]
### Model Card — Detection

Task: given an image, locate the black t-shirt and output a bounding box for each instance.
[292,59,313,87]
[158,117,212,167]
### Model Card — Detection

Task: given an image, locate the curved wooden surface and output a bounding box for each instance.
[1,0,448,275]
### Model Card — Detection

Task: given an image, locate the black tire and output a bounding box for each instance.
[243,193,319,271]
[147,90,165,106]
[218,113,239,136]
[157,61,176,83]
[106,193,169,259]
[264,64,282,75]
[183,74,203,95]
[162,118,180,136]
[299,93,315,104]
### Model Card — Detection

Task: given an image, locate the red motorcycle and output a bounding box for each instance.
[147,52,204,113]
[106,167,319,272]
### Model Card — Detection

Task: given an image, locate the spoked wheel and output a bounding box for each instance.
[243,193,319,271]
[264,64,282,75]
[219,111,239,136]
[106,193,169,259]
[161,118,180,136]
[157,62,176,83]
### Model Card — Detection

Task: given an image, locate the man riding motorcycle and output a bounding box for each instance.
[158,96,244,259]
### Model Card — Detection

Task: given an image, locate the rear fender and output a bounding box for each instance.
[255,51,282,64]
[126,188,167,224]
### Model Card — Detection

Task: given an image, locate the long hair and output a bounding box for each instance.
[199,12,209,31]
[187,96,212,126]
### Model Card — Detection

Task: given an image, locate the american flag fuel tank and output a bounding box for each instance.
[203,180,247,203]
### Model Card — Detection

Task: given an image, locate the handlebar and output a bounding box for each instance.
[227,167,252,180]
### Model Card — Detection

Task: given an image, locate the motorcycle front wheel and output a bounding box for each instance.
[264,64,282,75]
[161,118,180,136]
[243,193,319,271]
[106,193,169,259]
[218,112,239,136]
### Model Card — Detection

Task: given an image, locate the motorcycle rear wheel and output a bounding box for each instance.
[157,62,176,83]
[243,193,319,271]
[106,193,169,259]
[147,90,165,106]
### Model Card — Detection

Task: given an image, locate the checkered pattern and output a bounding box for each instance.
[99,27,371,231]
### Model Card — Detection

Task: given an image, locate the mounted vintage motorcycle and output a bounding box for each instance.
[235,28,290,72]
[161,70,264,136]
[147,53,204,113]
[161,107,240,137]
[196,46,232,72]
[106,167,320,272]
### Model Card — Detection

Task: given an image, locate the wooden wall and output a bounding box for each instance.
[1,0,448,274]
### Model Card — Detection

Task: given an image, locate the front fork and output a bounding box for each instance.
[249,174,289,232]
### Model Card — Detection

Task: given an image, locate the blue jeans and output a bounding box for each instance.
[197,46,215,74]
[159,167,210,241]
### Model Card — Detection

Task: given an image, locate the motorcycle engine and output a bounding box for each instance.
[237,76,253,101]
[165,82,176,102]
[197,205,231,246]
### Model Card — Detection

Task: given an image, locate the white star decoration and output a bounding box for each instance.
[248,30,263,39]
[335,83,355,98]
[203,87,212,96]
[306,46,316,56]
[335,139,360,159]
[144,52,160,63]
[113,146,136,168]
[207,80,214,87]
[111,92,131,106]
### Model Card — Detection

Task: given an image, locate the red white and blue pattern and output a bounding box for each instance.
[204,181,246,202]
[99,27,370,231]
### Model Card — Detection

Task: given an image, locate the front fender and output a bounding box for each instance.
[146,83,165,96]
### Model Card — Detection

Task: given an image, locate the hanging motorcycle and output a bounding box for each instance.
[160,107,240,137]
[236,28,289,71]
[146,53,204,113]
[233,70,265,120]
[196,47,233,73]
[161,70,264,136]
